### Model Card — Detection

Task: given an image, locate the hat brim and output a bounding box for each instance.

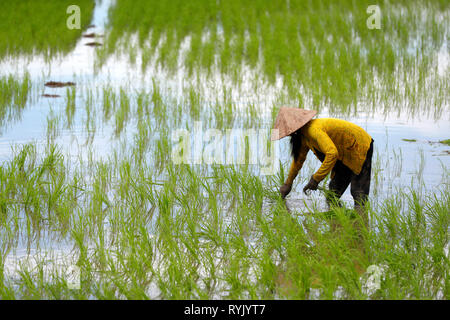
[271,107,317,141]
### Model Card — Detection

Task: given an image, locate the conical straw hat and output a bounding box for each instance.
[271,107,317,140]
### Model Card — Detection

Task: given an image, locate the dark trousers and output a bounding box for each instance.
[326,139,374,214]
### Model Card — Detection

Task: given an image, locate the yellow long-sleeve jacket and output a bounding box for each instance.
[285,118,373,185]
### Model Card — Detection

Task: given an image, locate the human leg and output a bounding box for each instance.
[326,160,352,209]
[350,140,374,231]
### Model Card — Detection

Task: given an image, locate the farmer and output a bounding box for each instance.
[271,107,374,227]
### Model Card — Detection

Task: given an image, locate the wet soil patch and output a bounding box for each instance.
[44,81,75,88]
[42,94,61,98]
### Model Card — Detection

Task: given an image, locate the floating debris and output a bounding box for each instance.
[42,94,61,98]
[402,138,417,142]
[82,33,104,38]
[44,81,75,88]
[426,139,450,147]
[85,42,103,47]
[433,150,450,156]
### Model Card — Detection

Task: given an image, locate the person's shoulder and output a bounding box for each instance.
[306,118,327,128]
[317,118,354,127]
[302,119,322,136]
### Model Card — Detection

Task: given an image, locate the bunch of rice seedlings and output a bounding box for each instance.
[103,0,449,116]
[0,0,95,60]
[0,122,448,299]
[0,74,31,133]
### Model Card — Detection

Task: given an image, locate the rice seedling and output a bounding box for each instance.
[64,87,76,129]
[0,74,31,133]
[0,124,448,300]
[46,108,61,144]
[113,88,130,137]
[101,85,116,123]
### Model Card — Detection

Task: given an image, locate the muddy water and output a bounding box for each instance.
[0,0,448,297]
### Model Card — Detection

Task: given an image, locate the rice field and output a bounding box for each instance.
[0,0,95,60]
[102,0,449,117]
[0,0,448,300]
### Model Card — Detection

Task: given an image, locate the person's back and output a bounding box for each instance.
[301,118,372,178]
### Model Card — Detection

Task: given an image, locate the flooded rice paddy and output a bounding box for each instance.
[0,0,448,299]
